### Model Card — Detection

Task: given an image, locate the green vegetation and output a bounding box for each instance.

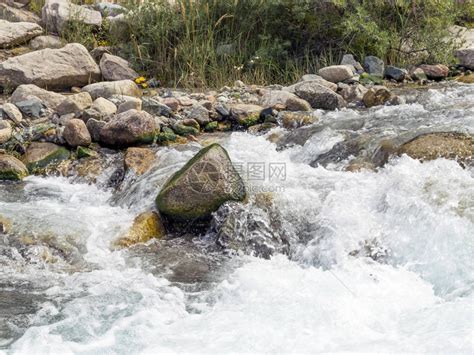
[61,0,474,87]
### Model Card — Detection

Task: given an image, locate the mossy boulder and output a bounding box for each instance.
[156,130,177,145]
[156,143,246,221]
[230,104,263,127]
[0,154,28,180]
[22,142,70,172]
[204,121,218,132]
[172,123,199,136]
[113,211,166,248]
[76,146,98,159]
[398,132,473,165]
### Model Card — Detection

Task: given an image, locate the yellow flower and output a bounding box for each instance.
[135,76,146,84]
[141,83,148,89]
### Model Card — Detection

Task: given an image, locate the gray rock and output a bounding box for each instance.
[455,48,474,70]
[63,118,91,147]
[99,53,139,81]
[14,98,44,118]
[384,65,407,81]
[56,92,92,116]
[0,20,42,48]
[142,97,172,117]
[99,109,156,147]
[318,65,354,83]
[0,43,101,90]
[10,84,66,111]
[108,94,142,107]
[155,143,246,221]
[364,56,384,76]
[295,82,346,110]
[0,3,41,24]
[42,0,102,35]
[0,120,12,144]
[284,78,337,93]
[341,54,364,73]
[117,100,141,114]
[187,104,210,125]
[29,35,63,50]
[95,2,126,17]
[81,80,141,100]
[86,118,105,142]
[340,84,368,103]
[299,74,323,82]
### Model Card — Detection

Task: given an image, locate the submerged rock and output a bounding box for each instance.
[156,143,246,221]
[0,153,28,180]
[362,86,392,108]
[398,132,473,165]
[23,142,70,172]
[114,211,166,248]
[0,214,12,234]
[124,147,155,176]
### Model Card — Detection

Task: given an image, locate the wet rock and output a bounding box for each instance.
[187,104,210,125]
[124,147,155,176]
[114,211,166,248]
[364,56,384,76]
[0,43,100,90]
[418,64,449,80]
[156,143,246,221]
[340,84,368,103]
[56,92,92,116]
[0,214,12,233]
[204,121,218,132]
[295,82,346,110]
[279,111,318,129]
[10,84,65,111]
[0,20,43,48]
[0,153,28,180]
[362,86,392,108]
[341,54,363,73]
[76,146,97,159]
[318,65,354,83]
[0,120,12,144]
[90,97,117,117]
[99,53,139,81]
[455,48,474,70]
[86,118,105,142]
[82,80,141,100]
[172,123,199,137]
[230,104,262,127]
[23,142,70,172]
[398,132,473,165]
[99,109,155,147]
[63,118,91,147]
[29,35,63,50]
[1,103,23,125]
[384,65,407,82]
[42,0,102,35]
[117,100,141,114]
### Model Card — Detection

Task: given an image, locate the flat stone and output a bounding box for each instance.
[0,20,42,48]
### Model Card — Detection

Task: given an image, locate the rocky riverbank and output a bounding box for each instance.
[1,0,474,249]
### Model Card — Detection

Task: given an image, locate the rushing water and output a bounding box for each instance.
[0,84,473,354]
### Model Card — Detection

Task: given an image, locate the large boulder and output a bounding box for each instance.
[99,109,155,147]
[0,3,41,24]
[156,143,246,221]
[340,84,368,103]
[418,64,449,80]
[260,90,310,111]
[455,49,474,70]
[81,80,142,100]
[318,65,354,83]
[0,20,43,48]
[0,120,12,144]
[0,153,28,180]
[10,84,66,111]
[41,0,102,35]
[0,43,101,90]
[364,56,384,76]
[398,132,473,165]
[63,118,91,147]
[23,142,70,171]
[230,104,262,126]
[99,53,139,81]
[294,82,346,110]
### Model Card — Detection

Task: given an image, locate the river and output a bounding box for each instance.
[0,83,473,353]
